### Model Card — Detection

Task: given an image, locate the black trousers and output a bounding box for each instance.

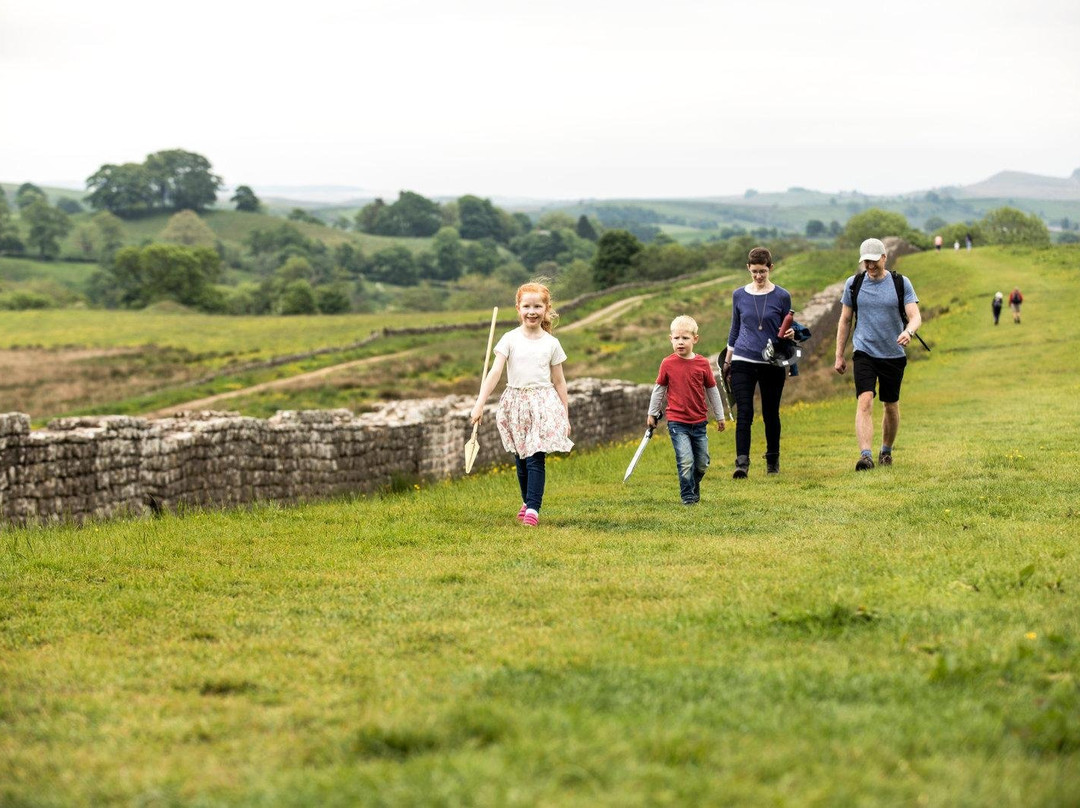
[730,361,787,459]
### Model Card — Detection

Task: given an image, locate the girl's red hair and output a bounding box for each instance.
[516,282,558,334]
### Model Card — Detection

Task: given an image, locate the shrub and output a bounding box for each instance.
[0,290,55,310]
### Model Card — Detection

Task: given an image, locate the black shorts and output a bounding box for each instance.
[852,351,907,403]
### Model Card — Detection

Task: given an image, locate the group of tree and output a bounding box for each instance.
[355,192,531,244]
[586,229,803,292]
[88,244,223,310]
[3,154,1070,317]
[242,219,519,290]
[0,183,75,258]
[85,149,224,217]
[0,187,24,254]
[837,206,1051,251]
[804,219,844,238]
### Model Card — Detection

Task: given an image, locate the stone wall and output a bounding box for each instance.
[796,280,846,364]
[0,378,650,526]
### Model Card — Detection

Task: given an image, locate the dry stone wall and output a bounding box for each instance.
[0,378,650,526]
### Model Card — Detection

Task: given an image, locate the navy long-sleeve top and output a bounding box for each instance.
[727,285,793,363]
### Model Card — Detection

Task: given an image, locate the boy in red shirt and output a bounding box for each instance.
[647,315,726,505]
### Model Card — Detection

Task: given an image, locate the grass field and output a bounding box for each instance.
[0,307,496,420]
[1,246,1079,805]
[0,268,739,422]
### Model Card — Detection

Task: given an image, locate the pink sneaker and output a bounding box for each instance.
[517,504,527,522]
[522,509,539,527]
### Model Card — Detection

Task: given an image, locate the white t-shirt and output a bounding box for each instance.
[494,327,567,389]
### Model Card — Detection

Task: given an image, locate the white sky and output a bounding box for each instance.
[2,0,1078,200]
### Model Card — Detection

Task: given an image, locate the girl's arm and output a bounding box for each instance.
[551,362,571,434]
[470,353,507,423]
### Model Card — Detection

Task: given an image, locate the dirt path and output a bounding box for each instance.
[148,348,422,417]
[561,295,651,331]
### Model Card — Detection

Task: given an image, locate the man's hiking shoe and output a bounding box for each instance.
[855,455,875,471]
[733,455,750,479]
[878,452,893,467]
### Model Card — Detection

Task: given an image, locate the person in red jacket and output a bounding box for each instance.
[1009,288,1023,324]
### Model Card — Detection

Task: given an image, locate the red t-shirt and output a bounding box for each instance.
[656,354,717,424]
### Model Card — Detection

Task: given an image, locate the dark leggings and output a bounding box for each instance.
[730,361,787,459]
[515,452,546,512]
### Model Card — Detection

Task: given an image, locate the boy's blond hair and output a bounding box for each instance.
[669,315,699,335]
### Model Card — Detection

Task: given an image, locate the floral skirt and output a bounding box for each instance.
[496,385,574,458]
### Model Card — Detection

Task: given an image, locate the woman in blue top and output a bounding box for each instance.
[720,247,795,478]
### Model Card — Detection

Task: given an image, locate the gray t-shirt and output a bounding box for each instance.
[841,272,918,359]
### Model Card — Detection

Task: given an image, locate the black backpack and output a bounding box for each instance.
[850,269,908,325]
[849,270,930,351]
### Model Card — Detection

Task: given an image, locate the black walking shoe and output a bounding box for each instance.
[764,454,779,474]
[855,455,875,471]
[733,455,750,479]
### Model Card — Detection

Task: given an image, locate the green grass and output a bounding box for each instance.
[0,308,485,356]
[1,245,1079,804]
[0,256,97,291]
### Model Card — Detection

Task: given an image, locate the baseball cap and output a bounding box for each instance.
[859,238,886,262]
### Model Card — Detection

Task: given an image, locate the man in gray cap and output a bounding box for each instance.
[834,237,923,470]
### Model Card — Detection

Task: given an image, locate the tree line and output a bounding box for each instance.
[0,147,1063,315]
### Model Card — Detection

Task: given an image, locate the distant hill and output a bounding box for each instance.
[245,185,373,204]
[941,169,1080,200]
[8,170,1080,240]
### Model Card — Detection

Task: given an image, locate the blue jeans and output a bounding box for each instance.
[667,421,709,504]
[515,452,546,512]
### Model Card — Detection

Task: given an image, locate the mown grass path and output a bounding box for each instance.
[1,247,1078,806]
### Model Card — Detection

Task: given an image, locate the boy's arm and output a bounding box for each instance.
[647,384,667,428]
[705,385,726,431]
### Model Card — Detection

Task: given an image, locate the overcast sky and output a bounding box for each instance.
[2,0,1078,201]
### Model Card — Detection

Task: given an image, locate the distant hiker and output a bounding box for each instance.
[834,238,923,471]
[646,315,725,505]
[934,235,943,251]
[1009,288,1023,324]
[954,240,960,250]
[721,246,797,478]
[966,233,973,251]
[470,282,572,527]
[992,291,1004,325]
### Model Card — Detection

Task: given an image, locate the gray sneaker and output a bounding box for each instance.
[855,455,875,471]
